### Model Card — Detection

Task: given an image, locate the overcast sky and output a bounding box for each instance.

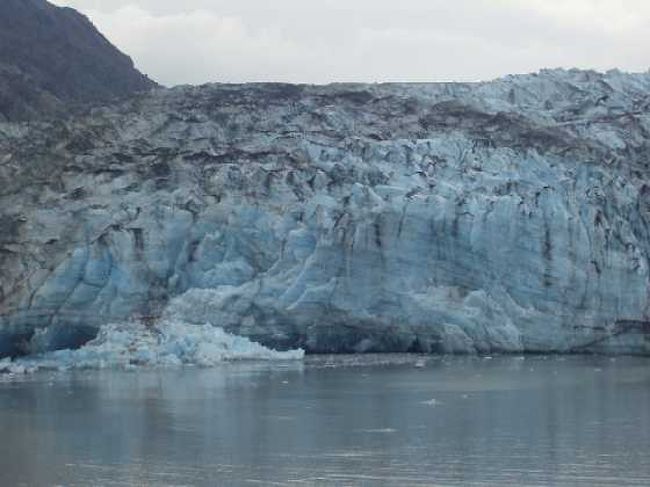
[51,0,650,86]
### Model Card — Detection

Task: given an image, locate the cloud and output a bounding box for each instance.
[507,0,650,32]
[81,6,316,85]
[50,0,650,86]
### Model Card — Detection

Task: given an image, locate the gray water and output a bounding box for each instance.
[1,355,649,486]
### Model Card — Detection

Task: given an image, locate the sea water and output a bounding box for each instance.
[0,355,649,486]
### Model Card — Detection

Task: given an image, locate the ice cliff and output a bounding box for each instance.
[2,69,650,357]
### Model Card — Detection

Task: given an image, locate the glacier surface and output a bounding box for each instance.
[1,69,650,357]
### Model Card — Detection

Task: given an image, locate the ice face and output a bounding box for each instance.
[0,320,304,374]
[2,69,650,357]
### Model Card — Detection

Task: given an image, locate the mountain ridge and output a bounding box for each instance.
[0,0,156,121]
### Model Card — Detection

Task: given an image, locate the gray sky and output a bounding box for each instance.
[51,0,650,86]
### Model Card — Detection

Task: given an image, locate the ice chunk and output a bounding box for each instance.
[2,320,304,374]
[421,398,441,406]
[0,358,30,375]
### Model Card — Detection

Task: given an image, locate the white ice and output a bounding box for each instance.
[0,320,304,375]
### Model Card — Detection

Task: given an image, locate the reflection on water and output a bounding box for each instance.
[1,355,649,486]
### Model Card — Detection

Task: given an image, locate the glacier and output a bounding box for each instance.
[1,68,650,357]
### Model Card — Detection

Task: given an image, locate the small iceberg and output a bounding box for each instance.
[1,320,304,374]
[421,398,441,406]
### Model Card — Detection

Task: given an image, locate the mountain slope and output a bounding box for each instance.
[0,0,155,121]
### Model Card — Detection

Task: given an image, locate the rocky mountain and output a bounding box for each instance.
[2,68,650,357]
[0,0,155,121]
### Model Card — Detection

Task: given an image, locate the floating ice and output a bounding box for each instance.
[1,320,304,374]
[358,428,398,434]
[421,398,441,406]
[0,359,30,375]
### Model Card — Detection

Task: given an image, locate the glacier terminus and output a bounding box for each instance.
[2,68,650,358]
